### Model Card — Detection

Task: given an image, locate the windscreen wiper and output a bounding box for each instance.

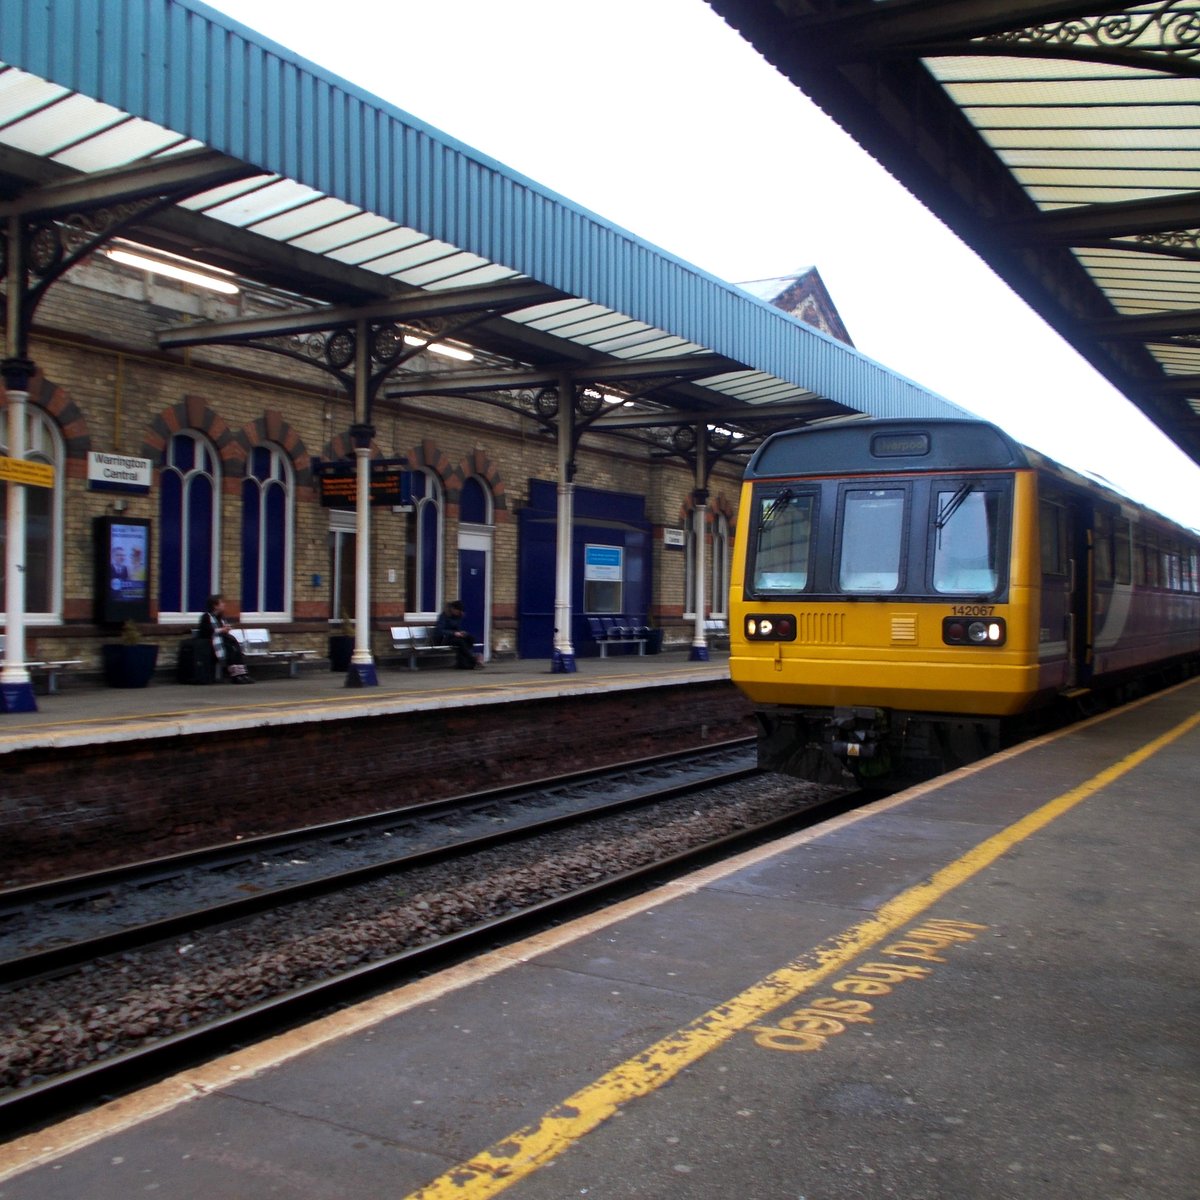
[760,488,795,530]
[935,482,974,531]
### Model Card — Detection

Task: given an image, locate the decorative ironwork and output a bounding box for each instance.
[325,329,357,370]
[26,224,63,275]
[575,386,604,417]
[534,387,559,419]
[19,196,179,337]
[983,2,1200,64]
[371,323,404,365]
[672,425,697,453]
[1134,228,1200,251]
[707,424,737,452]
[33,198,166,280]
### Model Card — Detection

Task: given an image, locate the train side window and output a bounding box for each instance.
[932,487,1004,594]
[1136,533,1158,587]
[839,488,905,592]
[751,490,816,594]
[1113,517,1131,584]
[1093,509,1113,584]
[1039,499,1067,576]
[1165,543,1181,592]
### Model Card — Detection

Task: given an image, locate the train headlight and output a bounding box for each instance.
[745,614,796,641]
[942,616,1005,647]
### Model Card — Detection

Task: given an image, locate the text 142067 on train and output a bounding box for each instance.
[729,418,1200,785]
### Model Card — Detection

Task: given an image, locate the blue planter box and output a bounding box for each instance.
[102,643,159,688]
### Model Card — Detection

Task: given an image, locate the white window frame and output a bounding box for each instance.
[240,442,295,622]
[409,469,444,621]
[158,430,221,624]
[709,514,730,619]
[1,407,65,623]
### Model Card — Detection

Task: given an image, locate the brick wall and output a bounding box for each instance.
[9,257,743,662]
[0,681,755,887]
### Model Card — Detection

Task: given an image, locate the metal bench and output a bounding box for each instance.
[0,634,83,694]
[229,627,318,677]
[703,617,730,648]
[588,616,649,657]
[390,625,455,670]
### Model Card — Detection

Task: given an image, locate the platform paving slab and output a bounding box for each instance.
[0,682,1195,1200]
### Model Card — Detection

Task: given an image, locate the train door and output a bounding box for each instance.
[1039,488,1093,691]
[1067,499,1094,688]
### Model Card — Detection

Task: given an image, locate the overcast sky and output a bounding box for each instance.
[205,0,1200,529]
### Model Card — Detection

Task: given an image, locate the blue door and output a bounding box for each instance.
[459,547,488,658]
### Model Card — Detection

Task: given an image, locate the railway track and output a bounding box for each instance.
[0,740,758,979]
[0,743,859,1133]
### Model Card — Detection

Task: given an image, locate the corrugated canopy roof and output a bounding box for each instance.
[708,0,1200,468]
[0,0,967,457]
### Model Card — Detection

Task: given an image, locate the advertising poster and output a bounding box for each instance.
[94,517,152,624]
[108,522,149,604]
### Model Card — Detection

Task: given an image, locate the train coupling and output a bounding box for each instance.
[829,707,888,761]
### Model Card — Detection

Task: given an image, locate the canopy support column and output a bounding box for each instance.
[552,378,577,673]
[690,424,710,662]
[346,320,378,687]
[2,217,37,713]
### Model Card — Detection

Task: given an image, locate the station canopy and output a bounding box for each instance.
[709,0,1200,469]
[0,0,968,467]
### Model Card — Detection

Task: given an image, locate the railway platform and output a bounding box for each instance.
[0,647,731,752]
[1,678,1196,1198]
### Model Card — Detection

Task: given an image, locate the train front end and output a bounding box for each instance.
[729,419,1044,784]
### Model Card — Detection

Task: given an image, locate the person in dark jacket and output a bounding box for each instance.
[434,600,483,669]
[200,593,253,683]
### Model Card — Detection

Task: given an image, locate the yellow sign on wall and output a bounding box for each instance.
[0,457,54,487]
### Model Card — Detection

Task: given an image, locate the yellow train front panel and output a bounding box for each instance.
[728,596,1042,717]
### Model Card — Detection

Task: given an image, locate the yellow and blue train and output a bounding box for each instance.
[729,418,1200,784]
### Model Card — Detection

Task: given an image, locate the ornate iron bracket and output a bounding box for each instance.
[0,196,174,353]
[981,2,1200,75]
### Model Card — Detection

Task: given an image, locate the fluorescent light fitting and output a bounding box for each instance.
[403,334,474,361]
[107,248,239,295]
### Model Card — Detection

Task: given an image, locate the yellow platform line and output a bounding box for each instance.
[2,688,1193,1189]
[404,704,1200,1199]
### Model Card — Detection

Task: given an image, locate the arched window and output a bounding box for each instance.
[159,431,219,620]
[240,443,293,619]
[683,524,697,619]
[406,469,443,618]
[459,475,493,526]
[0,406,64,621]
[710,514,730,619]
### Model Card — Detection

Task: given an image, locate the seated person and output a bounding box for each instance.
[434,600,483,669]
[200,593,254,684]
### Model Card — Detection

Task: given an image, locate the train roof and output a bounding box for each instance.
[744,417,1031,478]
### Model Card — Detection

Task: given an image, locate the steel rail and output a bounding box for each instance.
[0,783,863,1136]
[1,741,756,982]
[1,738,754,907]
